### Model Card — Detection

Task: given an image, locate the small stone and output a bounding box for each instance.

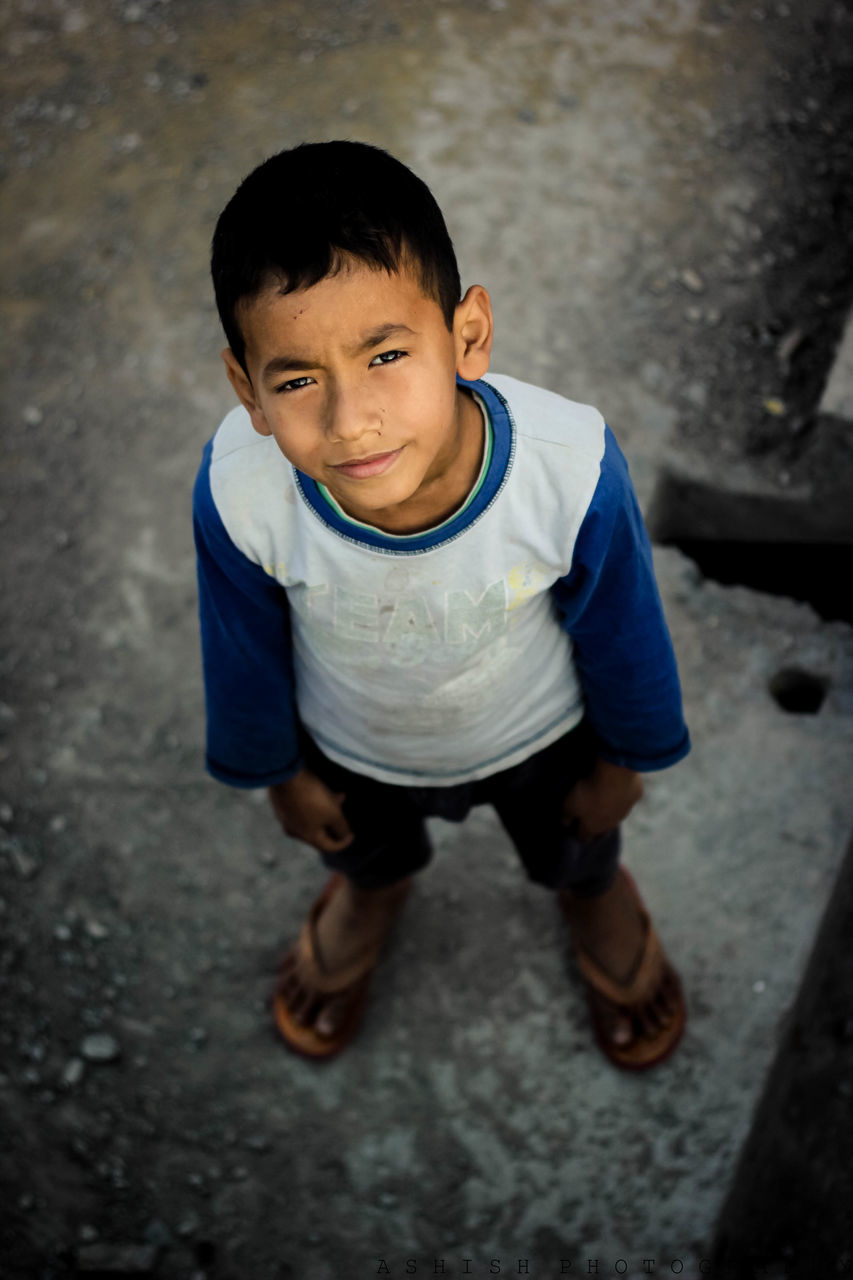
[85,919,110,940]
[49,815,67,833]
[54,922,73,942]
[680,267,706,293]
[143,1219,173,1247]
[244,1133,271,1152]
[78,1224,99,1243]
[80,1033,121,1063]
[62,1057,85,1088]
[177,1211,200,1238]
[189,1026,208,1045]
[0,802,13,824]
[752,979,766,994]
[684,381,707,407]
[18,1192,35,1211]
[22,405,43,425]
[1,837,41,880]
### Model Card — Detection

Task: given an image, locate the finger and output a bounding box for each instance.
[561,799,582,835]
[314,828,355,854]
[326,815,354,843]
[323,811,354,845]
[562,788,581,820]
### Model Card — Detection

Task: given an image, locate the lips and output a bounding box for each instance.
[331,447,403,480]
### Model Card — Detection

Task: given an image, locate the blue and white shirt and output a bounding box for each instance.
[193,373,690,787]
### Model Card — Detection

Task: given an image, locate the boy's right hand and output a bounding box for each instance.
[268,769,354,854]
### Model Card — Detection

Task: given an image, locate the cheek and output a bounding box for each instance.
[268,409,319,456]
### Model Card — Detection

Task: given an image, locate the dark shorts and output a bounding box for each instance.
[303,721,621,896]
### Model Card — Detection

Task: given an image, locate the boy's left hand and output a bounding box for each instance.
[562,759,643,841]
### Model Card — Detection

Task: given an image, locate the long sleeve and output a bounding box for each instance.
[551,427,690,771]
[193,440,303,788]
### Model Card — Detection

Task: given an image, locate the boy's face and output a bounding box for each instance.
[223,261,493,532]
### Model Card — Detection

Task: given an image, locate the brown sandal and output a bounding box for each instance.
[273,873,410,1060]
[562,867,687,1072]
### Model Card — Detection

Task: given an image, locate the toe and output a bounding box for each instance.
[591,992,634,1046]
[611,1016,634,1046]
[658,967,683,1021]
[315,993,350,1039]
[652,987,674,1027]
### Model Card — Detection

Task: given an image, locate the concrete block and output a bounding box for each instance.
[819,311,853,419]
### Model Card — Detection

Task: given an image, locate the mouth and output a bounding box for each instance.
[330,447,403,480]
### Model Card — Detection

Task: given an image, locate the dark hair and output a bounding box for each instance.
[211,140,462,373]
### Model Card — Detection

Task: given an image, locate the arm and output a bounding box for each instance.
[194,442,353,852]
[552,427,689,830]
[193,440,303,788]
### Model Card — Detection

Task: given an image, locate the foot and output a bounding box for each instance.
[558,869,683,1058]
[277,876,411,1043]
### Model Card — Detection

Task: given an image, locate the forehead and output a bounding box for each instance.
[238,261,445,364]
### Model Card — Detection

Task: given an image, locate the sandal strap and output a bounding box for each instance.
[291,874,410,996]
[574,911,668,1009]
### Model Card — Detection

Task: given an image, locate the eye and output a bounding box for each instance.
[274,375,315,394]
[370,349,407,367]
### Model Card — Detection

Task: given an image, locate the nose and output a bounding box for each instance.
[325,381,381,444]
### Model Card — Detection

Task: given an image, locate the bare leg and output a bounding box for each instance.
[559,872,681,1047]
[278,877,411,1039]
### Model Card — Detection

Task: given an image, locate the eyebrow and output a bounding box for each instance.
[261,323,416,382]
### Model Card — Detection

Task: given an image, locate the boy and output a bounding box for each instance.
[194,140,690,1071]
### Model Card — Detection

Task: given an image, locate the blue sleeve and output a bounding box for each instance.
[551,427,690,772]
[193,440,303,788]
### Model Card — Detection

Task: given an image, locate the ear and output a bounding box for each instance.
[453,285,493,382]
[221,348,273,437]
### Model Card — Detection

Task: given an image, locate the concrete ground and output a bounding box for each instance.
[1,1,852,1278]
